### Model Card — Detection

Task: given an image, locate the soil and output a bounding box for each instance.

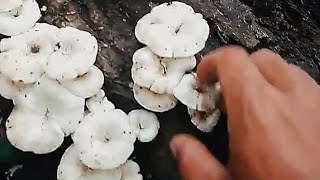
[0,0,319,179]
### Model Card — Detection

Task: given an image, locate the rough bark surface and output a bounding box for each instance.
[0,0,319,179]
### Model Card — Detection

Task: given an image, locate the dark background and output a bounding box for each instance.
[0,0,319,179]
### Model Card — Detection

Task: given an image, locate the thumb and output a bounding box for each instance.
[170,134,230,180]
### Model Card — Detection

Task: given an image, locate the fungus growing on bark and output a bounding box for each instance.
[135,1,209,58]
[128,109,160,142]
[0,23,58,83]
[133,84,177,113]
[73,109,136,169]
[132,47,196,94]
[44,27,98,80]
[57,145,122,180]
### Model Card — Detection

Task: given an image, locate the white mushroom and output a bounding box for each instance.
[6,108,64,154]
[132,47,196,94]
[0,23,59,83]
[0,0,41,36]
[135,1,209,57]
[44,27,98,80]
[128,109,160,142]
[73,109,136,169]
[0,0,23,12]
[120,160,143,180]
[173,73,221,111]
[57,144,122,180]
[86,90,115,113]
[133,84,177,113]
[59,66,104,98]
[13,75,85,136]
[188,108,221,133]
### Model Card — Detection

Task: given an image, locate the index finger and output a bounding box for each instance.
[196,46,272,121]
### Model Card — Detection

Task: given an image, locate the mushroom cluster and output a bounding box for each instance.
[133,1,221,132]
[0,1,161,179]
[0,22,103,154]
[58,90,159,180]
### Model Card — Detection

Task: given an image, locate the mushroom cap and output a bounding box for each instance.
[59,66,104,98]
[0,0,23,12]
[44,27,98,80]
[57,144,122,180]
[120,160,143,180]
[173,73,221,111]
[6,108,64,154]
[0,0,41,36]
[131,47,196,94]
[133,84,177,113]
[128,109,160,142]
[73,109,136,169]
[188,108,221,133]
[86,90,115,113]
[0,73,16,99]
[135,2,209,57]
[14,75,85,135]
[0,23,59,83]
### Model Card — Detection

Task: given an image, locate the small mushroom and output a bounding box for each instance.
[0,23,59,83]
[173,73,221,111]
[133,84,177,113]
[6,108,64,154]
[135,1,209,57]
[128,109,160,142]
[59,66,104,98]
[13,75,85,136]
[57,144,122,180]
[0,0,23,13]
[188,108,221,133]
[44,27,98,80]
[120,160,143,180]
[0,0,41,36]
[131,47,196,94]
[73,109,136,169]
[86,90,115,113]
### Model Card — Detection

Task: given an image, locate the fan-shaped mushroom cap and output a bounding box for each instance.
[6,108,64,154]
[59,66,104,98]
[44,27,98,80]
[0,23,59,83]
[135,1,209,57]
[57,144,122,180]
[0,0,41,36]
[13,75,85,135]
[128,109,160,142]
[73,109,136,169]
[133,84,177,113]
[131,47,196,94]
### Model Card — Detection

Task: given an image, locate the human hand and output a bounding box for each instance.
[170,46,320,180]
